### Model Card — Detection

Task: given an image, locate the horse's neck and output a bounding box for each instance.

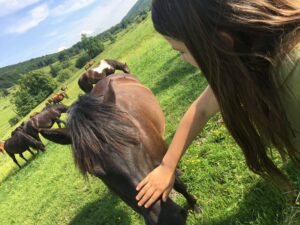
[93,60,113,74]
[51,107,62,115]
[88,70,107,83]
[106,60,125,71]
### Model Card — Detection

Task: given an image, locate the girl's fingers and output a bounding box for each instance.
[145,191,162,208]
[137,188,155,207]
[136,183,151,201]
[136,176,149,191]
[162,189,171,202]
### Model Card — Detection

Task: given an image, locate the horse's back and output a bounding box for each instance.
[92,74,165,136]
[4,133,27,153]
[92,74,167,161]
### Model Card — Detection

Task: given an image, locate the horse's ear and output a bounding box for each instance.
[103,80,116,104]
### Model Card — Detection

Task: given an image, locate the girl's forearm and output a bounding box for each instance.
[161,85,219,171]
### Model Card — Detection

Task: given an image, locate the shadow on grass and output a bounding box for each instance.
[151,56,198,96]
[69,190,133,225]
[0,151,40,185]
[209,164,300,225]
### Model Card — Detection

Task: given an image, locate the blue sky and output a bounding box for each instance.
[0,0,137,67]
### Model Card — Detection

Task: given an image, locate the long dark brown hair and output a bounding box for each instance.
[152,0,300,190]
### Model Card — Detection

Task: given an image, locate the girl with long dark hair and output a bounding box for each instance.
[136,0,300,208]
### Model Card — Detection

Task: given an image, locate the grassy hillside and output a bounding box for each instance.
[0,95,17,139]
[122,0,151,22]
[0,15,299,225]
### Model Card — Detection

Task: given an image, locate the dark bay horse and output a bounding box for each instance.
[4,126,45,168]
[64,74,199,225]
[78,59,130,93]
[24,104,68,142]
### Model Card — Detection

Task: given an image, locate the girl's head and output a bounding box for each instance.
[152,0,300,190]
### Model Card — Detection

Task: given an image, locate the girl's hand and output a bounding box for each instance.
[136,164,176,208]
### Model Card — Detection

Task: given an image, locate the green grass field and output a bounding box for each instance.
[0,15,300,225]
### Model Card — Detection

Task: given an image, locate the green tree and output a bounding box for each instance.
[50,64,61,77]
[8,116,20,127]
[61,60,71,69]
[81,34,104,58]
[13,71,57,117]
[0,89,9,97]
[75,53,90,69]
[58,51,69,62]
[57,69,71,83]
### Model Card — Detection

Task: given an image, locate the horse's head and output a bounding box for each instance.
[123,63,130,74]
[61,86,67,91]
[62,92,69,99]
[56,104,69,113]
[30,112,39,119]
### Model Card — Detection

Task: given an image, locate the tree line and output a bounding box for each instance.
[3,10,150,125]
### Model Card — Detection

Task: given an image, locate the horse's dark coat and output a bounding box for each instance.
[65,74,199,225]
[4,127,45,167]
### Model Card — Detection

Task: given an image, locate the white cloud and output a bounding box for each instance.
[44,31,59,37]
[0,0,40,17]
[6,4,49,34]
[58,46,67,52]
[80,30,94,35]
[48,0,136,52]
[74,0,136,37]
[51,0,96,17]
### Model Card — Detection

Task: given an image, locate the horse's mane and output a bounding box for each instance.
[67,94,141,176]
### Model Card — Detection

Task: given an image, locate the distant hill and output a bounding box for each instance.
[122,0,152,22]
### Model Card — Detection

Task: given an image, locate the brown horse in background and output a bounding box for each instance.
[84,59,96,71]
[4,126,45,168]
[0,143,5,154]
[23,104,68,143]
[59,74,199,224]
[78,59,130,93]
[48,91,68,104]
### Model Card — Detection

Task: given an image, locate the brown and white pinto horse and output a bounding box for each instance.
[78,59,130,93]
[45,74,200,224]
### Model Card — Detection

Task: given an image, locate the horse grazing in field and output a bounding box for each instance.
[84,59,96,71]
[78,59,130,93]
[4,126,45,168]
[61,85,67,92]
[48,74,200,224]
[48,91,69,104]
[0,142,5,154]
[24,104,69,143]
